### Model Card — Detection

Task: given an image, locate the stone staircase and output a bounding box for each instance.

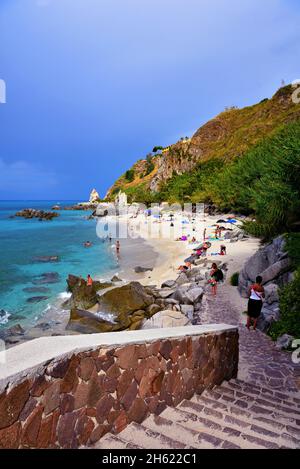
[94,378,300,449]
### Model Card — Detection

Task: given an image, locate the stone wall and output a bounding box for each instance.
[0,327,238,449]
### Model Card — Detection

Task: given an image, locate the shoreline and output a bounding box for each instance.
[3,212,261,346]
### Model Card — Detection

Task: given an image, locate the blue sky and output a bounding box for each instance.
[0,0,300,200]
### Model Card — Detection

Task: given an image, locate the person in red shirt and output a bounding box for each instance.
[87,274,93,286]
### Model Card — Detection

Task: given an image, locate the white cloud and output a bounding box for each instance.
[0,159,58,193]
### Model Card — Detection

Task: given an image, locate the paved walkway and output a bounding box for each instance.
[198,284,300,394]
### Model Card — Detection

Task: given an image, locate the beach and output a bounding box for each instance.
[1,208,261,345]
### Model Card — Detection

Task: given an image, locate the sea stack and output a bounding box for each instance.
[89,188,100,203]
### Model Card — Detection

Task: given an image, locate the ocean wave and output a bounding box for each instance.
[0,309,11,325]
[95,311,117,324]
[58,292,72,300]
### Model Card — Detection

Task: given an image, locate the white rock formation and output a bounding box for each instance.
[89,189,100,203]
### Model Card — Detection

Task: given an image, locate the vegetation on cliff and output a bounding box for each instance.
[269,234,300,340]
[106,85,300,212]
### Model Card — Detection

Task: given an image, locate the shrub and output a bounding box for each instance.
[230,272,239,286]
[125,169,135,182]
[269,269,300,340]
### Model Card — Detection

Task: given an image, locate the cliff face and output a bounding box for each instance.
[106,85,300,200]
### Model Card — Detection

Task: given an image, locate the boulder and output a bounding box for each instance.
[64,275,101,310]
[111,275,122,282]
[32,256,59,263]
[156,288,176,299]
[15,209,59,221]
[5,324,25,337]
[185,287,204,304]
[180,305,194,321]
[161,280,176,289]
[98,282,154,315]
[175,272,189,285]
[264,283,279,305]
[275,334,294,351]
[238,236,290,297]
[26,296,49,303]
[95,203,110,217]
[67,308,123,334]
[146,304,162,317]
[32,272,60,285]
[141,310,191,329]
[260,258,291,285]
[257,303,280,333]
[134,266,153,273]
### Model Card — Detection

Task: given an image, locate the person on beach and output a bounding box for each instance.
[247,276,265,330]
[87,274,93,286]
[203,228,207,241]
[220,245,227,256]
[116,240,120,256]
[209,263,223,296]
[215,226,220,239]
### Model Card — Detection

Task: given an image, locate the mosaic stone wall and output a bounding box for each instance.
[0,329,238,448]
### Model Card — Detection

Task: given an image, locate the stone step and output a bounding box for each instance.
[176,400,294,449]
[229,379,300,409]
[216,383,300,417]
[117,422,188,449]
[141,414,213,449]
[187,396,300,448]
[197,392,300,441]
[161,406,263,449]
[203,388,300,426]
[95,434,143,449]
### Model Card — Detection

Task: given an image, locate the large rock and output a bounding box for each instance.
[89,189,100,203]
[260,258,291,285]
[180,305,194,321]
[15,209,59,221]
[275,334,294,351]
[257,303,280,333]
[98,282,154,315]
[185,287,204,304]
[238,236,290,297]
[141,310,191,329]
[173,284,204,305]
[65,275,112,310]
[264,283,279,305]
[67,309,124,334]
[161,280,176,289]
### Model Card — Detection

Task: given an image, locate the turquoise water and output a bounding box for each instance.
[0,201,118,329]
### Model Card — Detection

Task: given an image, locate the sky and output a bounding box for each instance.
[0,0,300,200]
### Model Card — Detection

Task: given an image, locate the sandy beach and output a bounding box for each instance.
[10,211,261,344]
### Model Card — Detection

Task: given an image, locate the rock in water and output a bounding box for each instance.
[26,296,49,303]
[14,208,59,221]
[23,287,50,293]
[32,256,59,263]
[5,324,25,336]
[32,272,60,285]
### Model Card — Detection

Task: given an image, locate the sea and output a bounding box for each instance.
[0,201,119,330]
